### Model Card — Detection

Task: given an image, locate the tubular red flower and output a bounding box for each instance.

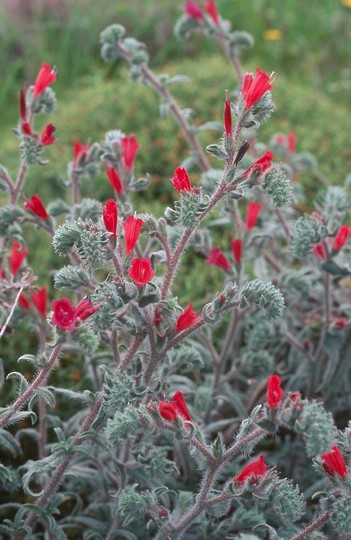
[224,90,232,138]
[204,0,220,24]
[235,454,268,483]
[171,167,192,192]
[333,225,351,251]
[245,202,262,230]
[18,294,30,309]
[267,374,283,410]
[106,166,123,196]
[33,63,57,98]
[243,151,274,179]
[122,215,144,254]
[40,124,56,146]
[184,0,203,18]
[128,258,154,287]
[121,136,140,170]
[75,298,97,321]
[73,141,89,168]
[242,68,273,110]
[230,238,243,265]
[103,199,118,236]
[321,445,347,479]
[206,247,231,271]
[30,286,47,318]
[51,298,77,331]
[172,391,192,422]
[313,243,327,260]
[159,391,192,423]
[24,194,49,220]
[176,303,199,332]
[9,242,28,276]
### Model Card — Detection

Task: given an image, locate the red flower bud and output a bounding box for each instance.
[106,166,123,196]
[206,247,231,271]
[102,199,118,236]
[21,122,33,136]
[184,0,203,19]
[230,238,242,265]
[172,391,192,422]
[171,167,191,192]
[176,303,199,332]
[266,374,283,410]
[204,0,220,24]
[159,401,178,421]
[241,68,273,110]
[321,445,347,479]
[333,224,351,252]
[24,194,49,220]
[33,63,57,98]
[243,151,273,179]
[235,454,268,483]
[30,286,47,318]
[75,298,97,321]
[51,298,77,331]
[40,124,56,146]
[121,135,140,170]
[245,202,262,230]
[122,215,144,255]
[159,391,192,423]
[224,90,232,138]
[18,294,30,309]
[128,258,154,287]
[313,242,327,260]
[9,242,28,276]
[73,141,89,168]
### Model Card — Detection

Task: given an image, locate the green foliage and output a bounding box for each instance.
[329,492,351,535]
[292,214,328,258]
[296,400,336,456]
[262,167,293,207]
[239,280,285,319]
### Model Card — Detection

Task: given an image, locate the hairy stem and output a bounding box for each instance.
[0,344,62,429]
[290,511,330,540]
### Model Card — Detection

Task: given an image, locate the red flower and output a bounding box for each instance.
[75,298,97,321]
[121,136,140,170]
[24,194,49,220]
[51,298,77,331]
[204,0,220,24]
[235,454,268,483]
[246,202,262,230]
[122,215,144,255]
[184,0,203,19]
[106,166,123,196]
[176,303,199,332]
[103,199,118,236]
[19,88,27,121]
[206,247,231,271]
[224,90,232,138]
[241,68,273,110]
[9,242,28,276]
[171,167,191,192]
[73,141,89,168]
[159,391,192,422]
[267,374,283,410]
[287,131,296,153]
[333,225,351,252]
[313,243,327,260]
[159,401,178,421]
[128,258,154,287]
[30,286,47,318]
[33,63,57,98]
[40,124,56,146]
[18,294,30,309]
[230,238,243,265]
[243,151,274,178]
[321,445,347,479]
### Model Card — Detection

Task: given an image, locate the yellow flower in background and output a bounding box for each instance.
[342,0,351,7]
[264,29,282,41]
